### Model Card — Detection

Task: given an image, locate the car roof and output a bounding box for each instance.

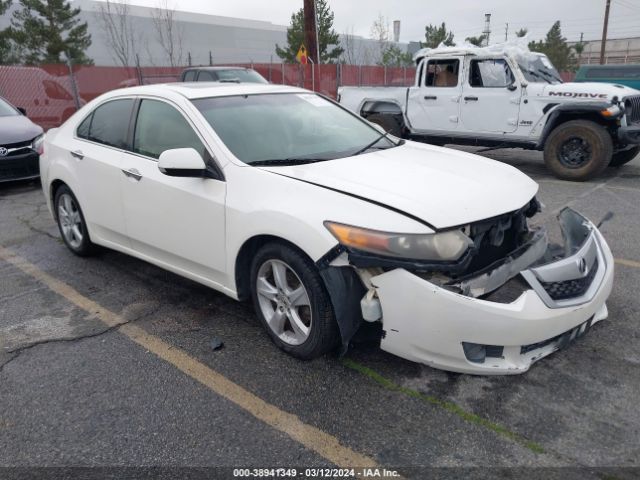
[105,82,306,100]
[578,64,640,70]
[183,66,254,71]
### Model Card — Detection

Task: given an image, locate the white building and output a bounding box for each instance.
[1,0,412,66]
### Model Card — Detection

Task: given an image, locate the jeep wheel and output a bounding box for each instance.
[609,146,640,167]
[367,114,403,137]
[544,120,612,181]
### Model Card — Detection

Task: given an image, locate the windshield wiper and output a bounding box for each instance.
[250,158,329,167]
[352,131,401,156]
[538,69,563,84]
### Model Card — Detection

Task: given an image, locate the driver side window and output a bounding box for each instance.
[469,59,514,88]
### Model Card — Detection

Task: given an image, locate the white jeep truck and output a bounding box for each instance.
[339,44,640,181]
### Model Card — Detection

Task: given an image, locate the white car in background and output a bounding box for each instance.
[40,83,614,375]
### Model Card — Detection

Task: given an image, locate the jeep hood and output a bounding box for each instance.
[261,142,538,230]
[541,82,640,100]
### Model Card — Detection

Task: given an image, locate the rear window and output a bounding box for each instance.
[81,99,134,148]
[216,69,268,84]
[585,67,640,79]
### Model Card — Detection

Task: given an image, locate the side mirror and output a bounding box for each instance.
[17,107,27,115]
[158,148,209,178]
[507,83,518,92]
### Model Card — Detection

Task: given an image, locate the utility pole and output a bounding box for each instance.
[303,0,318,64]
[505,23,509,41]
[600,0,611,65]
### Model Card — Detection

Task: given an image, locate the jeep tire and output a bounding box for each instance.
[544,120,612,181]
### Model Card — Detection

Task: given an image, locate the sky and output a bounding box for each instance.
[118,0,640,43]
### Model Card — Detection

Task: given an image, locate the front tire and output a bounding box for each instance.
[543,120,612,181]
[250,243,338,360]
[54,185,97,256]
[609,146,640,167]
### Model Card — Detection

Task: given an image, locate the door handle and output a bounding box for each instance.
[70,150,84,160]
[122,168,142,181]
[424,95,437,100]
[464,96,479,101]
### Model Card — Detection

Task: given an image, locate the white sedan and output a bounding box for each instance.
[40,83,614,374]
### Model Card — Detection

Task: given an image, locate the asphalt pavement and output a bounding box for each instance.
[0,148,639,479]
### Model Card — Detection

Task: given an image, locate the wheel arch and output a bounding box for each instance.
[233,234,326,302]
[538,103,618,149]
[360,99,404,118]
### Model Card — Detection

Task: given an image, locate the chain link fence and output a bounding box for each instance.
[0,62,418,131]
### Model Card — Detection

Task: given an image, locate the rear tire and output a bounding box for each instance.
[54,185,97,256]
[367,114,403,137]
[250,242,338,360]
[543,120,612,181]
[609,146,640,167]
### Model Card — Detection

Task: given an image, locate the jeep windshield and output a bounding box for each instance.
[519,54,563,84]
[192,92,399,165]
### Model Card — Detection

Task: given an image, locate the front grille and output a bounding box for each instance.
[540,259,598,301]
[0,153,39,181]
[0,139,32,150]
[625,95,640,125]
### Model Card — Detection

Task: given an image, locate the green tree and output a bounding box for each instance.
[10,0,92,64]
[573,40,586,65]
[275,0,344,63]
[515,28,528,38]
[528,21,575,71]
[380,44,413,67]
[465,34,487,47]
[0,0,21,64]
[423,22,454,49]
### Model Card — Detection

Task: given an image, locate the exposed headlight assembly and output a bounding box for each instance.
[324,221,473,262]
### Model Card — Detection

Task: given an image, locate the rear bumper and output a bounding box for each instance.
[618,125,640,144]
[369,210,614,375]
[0,151,40,183]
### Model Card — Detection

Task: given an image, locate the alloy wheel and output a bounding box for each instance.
[256,259,312,346]
[57,193,84,249]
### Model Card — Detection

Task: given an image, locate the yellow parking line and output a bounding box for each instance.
[615,258,640,269]
[0,246,378,470]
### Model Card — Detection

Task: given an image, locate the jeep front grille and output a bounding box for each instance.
[625,95,640,125]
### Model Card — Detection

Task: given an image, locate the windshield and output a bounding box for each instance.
[218,69,268,84]
[519,54,563,84]
[0,97,19,117]
[192,93,397,165]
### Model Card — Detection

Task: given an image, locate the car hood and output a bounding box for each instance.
[260,142,539,230]
[541,82,640,100]
[0,115,43,145]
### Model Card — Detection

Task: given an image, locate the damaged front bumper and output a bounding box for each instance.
[361,208,614,375]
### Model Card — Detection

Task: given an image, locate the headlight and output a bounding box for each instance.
[31,134,44,155]
[324,221,473,262]
[600,104,622,118]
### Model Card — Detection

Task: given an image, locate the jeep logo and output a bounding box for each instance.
[548,92,608,99]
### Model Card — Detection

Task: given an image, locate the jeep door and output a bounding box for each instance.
[460,57,521,133]
[406,57,463,132]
